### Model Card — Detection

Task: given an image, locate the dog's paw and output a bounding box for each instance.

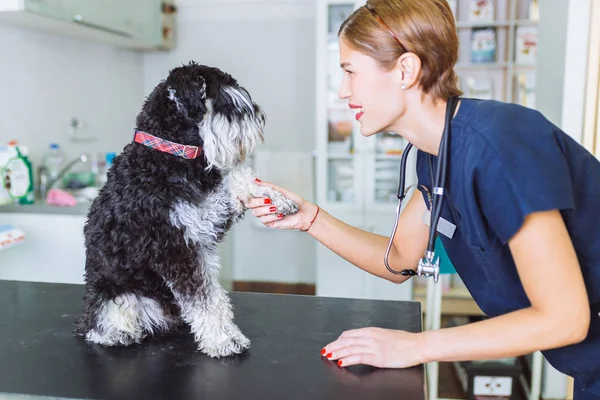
[199,326,251,358]
[263,187,299,216]
[85,328,145,347]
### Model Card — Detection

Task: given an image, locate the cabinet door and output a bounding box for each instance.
[315,211,367,299]
[69,0,133,37]
[24,0,73,22]
[114,0,162,44]
[364,133,418,213]
[362,212,414,301]
[0,213,86,284]
[316,2,363,212]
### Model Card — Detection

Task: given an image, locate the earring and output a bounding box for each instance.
[401,84,406,90]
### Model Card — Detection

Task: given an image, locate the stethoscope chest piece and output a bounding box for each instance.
[417,251,440,283]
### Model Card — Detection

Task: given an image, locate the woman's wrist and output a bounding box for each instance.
[300,203,320,232]
[415,330,437,364]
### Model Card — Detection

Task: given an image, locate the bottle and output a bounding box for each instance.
[16,145,35,204]
[3,142,35,205]
[105,152,116,180]
[106,152,116,169]
[42,143,64,182]
[0,141,19,206]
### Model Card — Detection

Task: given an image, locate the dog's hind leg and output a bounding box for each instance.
[165,246,250,358]
[77,291,174,346]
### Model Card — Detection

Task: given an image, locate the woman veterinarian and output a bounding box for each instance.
[245,0,600,398]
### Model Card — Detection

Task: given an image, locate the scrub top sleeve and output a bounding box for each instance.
[474,138,576,244]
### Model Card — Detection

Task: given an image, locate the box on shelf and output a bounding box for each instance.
[465,76,494,100]
[470,28,497,63]
[468,0,495,23]
[528,0,539,21]
[515,26,538,65]
[449,318,526,400]
[515,72,536,109]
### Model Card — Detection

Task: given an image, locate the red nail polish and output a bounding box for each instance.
[263,198,271,205]
[255,178,262,182]
[326,353,332,358]
[269,206,277,212]
[277,213,283,218]
[320,348,326,355]
[337,360,343,366]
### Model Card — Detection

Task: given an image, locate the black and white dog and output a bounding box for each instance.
[75,62,297,358]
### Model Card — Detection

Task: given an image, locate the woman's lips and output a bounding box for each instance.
[349,104,364,121]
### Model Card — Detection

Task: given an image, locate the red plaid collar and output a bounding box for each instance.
[133,129,201,160]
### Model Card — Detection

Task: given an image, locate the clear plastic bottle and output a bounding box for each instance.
[42,143,64,181]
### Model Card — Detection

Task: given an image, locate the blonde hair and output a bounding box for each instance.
[339,0,462,100]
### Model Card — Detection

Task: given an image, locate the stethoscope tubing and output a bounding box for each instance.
[383,96,459,280]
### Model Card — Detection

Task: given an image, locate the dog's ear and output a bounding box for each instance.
[216,85,256,116]
[166,75,206,121]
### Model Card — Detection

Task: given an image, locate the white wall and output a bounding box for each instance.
[143,0,317,284]
[0,23,145,169]
[535,1,592,398]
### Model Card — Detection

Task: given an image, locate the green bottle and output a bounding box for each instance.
[3,143,35,205]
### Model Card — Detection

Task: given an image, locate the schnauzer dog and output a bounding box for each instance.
[75,62,298,358]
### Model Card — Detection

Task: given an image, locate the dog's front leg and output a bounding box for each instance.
[226,167,299,217]
[166,247,250,358]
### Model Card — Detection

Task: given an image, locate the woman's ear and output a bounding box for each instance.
[396,52,421,90]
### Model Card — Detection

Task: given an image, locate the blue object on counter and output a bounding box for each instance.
[106,152,116,168]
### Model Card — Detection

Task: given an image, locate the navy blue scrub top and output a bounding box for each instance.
[416,98,600,394]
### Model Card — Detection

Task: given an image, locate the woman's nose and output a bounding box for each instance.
[338,80,350,99]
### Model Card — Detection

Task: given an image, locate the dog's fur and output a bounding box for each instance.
[75,62,297,358]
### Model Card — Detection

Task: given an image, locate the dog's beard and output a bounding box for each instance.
[199,87,265,170]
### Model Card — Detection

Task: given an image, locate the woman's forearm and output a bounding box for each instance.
[419,305,590,363]
[304,205,412,283]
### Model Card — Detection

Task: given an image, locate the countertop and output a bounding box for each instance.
[0,280,425,400]
[0,202,91,216]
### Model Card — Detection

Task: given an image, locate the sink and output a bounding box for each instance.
[64,187,100,202]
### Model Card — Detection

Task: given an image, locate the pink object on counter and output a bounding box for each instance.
[46,188,77,207]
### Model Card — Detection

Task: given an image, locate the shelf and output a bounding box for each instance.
[515,19,539,26]
[375,154,403,160]
[455,19,538,29]
[327,153,354,160]
[413,285,485,316]
[456,20,512,28]
[455,62,509,70]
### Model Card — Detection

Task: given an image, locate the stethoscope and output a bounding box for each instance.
[383,96,459,283]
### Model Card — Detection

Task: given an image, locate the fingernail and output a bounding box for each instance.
[269,206,277,212]
[277,213,283,219]
[263,198,271,205]
[320,348,326,355]
[337,360,343,366]
[326,353,332,358]
[255,178,262,182]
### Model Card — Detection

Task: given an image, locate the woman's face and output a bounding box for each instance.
[338,37,405,137]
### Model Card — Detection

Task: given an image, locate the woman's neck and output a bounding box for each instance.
[389,93,460,156]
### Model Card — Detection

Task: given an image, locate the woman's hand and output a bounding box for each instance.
[320,327,426,368]
[245,179,319,231]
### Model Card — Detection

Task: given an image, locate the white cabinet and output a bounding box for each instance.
[314,1,416,302]
[0,213,87,284]
[0,211,234,288]
[0,0,174,50]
